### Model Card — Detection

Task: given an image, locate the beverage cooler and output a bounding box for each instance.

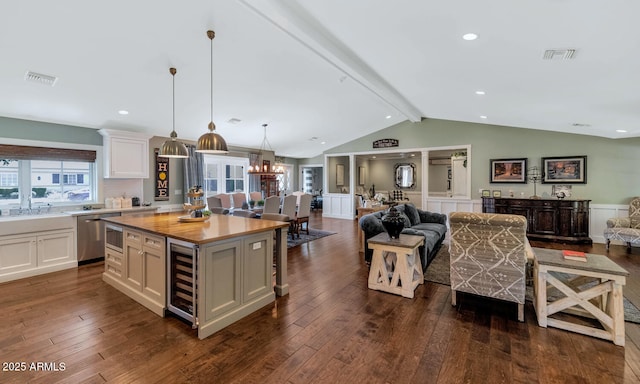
[167,238,199,328]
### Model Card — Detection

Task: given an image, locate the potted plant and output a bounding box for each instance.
[249,200,256,209]
[257,200,265,207]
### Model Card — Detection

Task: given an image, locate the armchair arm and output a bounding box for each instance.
[607,218,631,228]
[418,209,447,225]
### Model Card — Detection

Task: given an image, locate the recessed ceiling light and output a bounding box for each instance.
[462,33,478,41]
[616,129,627,133]
[410,154,416,157]
[372,156,377,159]
[480,115,488,119]
[118,110,129,115]
[385,115,392,119]
[321,141,326,145]
[475,90,486,95]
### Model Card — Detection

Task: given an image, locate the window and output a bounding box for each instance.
[202,155,249,197]
[276,163,294,194]
[0,146,96,207]
[225,164,245,193]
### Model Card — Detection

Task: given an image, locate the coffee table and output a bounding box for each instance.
[367,233,424,298]
[533,248,629,346]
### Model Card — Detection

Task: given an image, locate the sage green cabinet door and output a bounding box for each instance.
[201,239,242,322]
[242,232,272,303]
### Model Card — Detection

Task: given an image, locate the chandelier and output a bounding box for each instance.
[247,124,284,175]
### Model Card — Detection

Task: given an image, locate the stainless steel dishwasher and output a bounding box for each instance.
[77,212,121,264]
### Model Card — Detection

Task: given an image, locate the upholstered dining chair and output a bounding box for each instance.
[263,196,281,214]
[249,191,262,202]
[207,196,222,208]
[231,192,247,210]
[214,193,232,209]
[448,212,528,322]
[232,209,257,218]
[293,193,312,238]
[281,195,297,238]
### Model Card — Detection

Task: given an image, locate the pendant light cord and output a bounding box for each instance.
[208,30,215,132]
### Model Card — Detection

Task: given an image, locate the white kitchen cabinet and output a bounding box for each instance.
[0,229,76,283]
[99,129,152,178]
[37,230,75,267]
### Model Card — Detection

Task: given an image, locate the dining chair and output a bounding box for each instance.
[293,193,312,238]
[249,191,262,202]
[231,192,247,210]
[207,196,222,208]
[281,195,297,237]
[232,209,257,218]
[263,196,281,214]
[214,193,232,209]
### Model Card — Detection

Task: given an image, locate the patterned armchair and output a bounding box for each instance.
[449,212,528,322]
[604,197,640,252]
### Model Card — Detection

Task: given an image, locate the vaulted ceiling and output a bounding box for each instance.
[1,1,638,158]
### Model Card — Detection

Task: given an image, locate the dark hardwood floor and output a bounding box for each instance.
[1,211,640,383]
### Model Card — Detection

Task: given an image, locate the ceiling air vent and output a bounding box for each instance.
[24,71,58,86]
[227,118,242,125]
[543,49,576,60]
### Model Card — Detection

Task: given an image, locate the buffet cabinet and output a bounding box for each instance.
[482,197,592,244]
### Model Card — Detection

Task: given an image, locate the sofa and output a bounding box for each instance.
[359,203,447,271]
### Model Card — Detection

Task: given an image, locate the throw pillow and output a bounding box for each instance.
[403,203,421,226]
[398,213,412,229]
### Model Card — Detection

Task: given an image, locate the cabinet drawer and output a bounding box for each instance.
[105,261,123,278]
[105,249,123,266]
[125,230,142,245]
[143,235,164,251]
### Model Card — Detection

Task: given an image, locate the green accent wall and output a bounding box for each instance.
[0,117,103,145]
[325,118,640,204]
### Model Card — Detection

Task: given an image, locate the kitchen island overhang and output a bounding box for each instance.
[101,212,289,339]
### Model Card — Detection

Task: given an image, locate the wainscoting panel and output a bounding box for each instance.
[322,194,354,220]
[590,204,628,245]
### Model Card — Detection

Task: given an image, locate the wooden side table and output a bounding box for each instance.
[356,204,388,253]
[367,233,424,298]
[533,248,629,346]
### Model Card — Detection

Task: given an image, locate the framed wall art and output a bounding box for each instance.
[490,158,527,183]
[541,156,587,184]
[336,164,345,186]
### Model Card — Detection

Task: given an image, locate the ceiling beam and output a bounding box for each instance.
[237,0,423,122]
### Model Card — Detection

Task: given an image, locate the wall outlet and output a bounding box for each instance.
[478,188,484,193]
[252,242,262,250]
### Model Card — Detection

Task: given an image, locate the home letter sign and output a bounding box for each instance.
[155,149,169,201]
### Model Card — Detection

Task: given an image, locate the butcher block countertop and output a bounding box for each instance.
[102,212,289,245]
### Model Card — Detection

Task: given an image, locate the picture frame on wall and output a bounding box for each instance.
[492,190,502,198]
[336,164,345,186]
[481,189,491,197]
[541,156,587,184]
[358,166,365,185]
[490,158,527,183]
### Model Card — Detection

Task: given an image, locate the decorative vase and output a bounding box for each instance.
[381,207,404,239]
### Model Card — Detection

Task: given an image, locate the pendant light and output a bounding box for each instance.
[196,30,228,153]
[158,67,189,158]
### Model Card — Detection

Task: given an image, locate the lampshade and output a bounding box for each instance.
[158,67,189,158]
[196,29,228,154]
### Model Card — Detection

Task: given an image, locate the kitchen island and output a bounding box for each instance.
[101,212,289,339]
